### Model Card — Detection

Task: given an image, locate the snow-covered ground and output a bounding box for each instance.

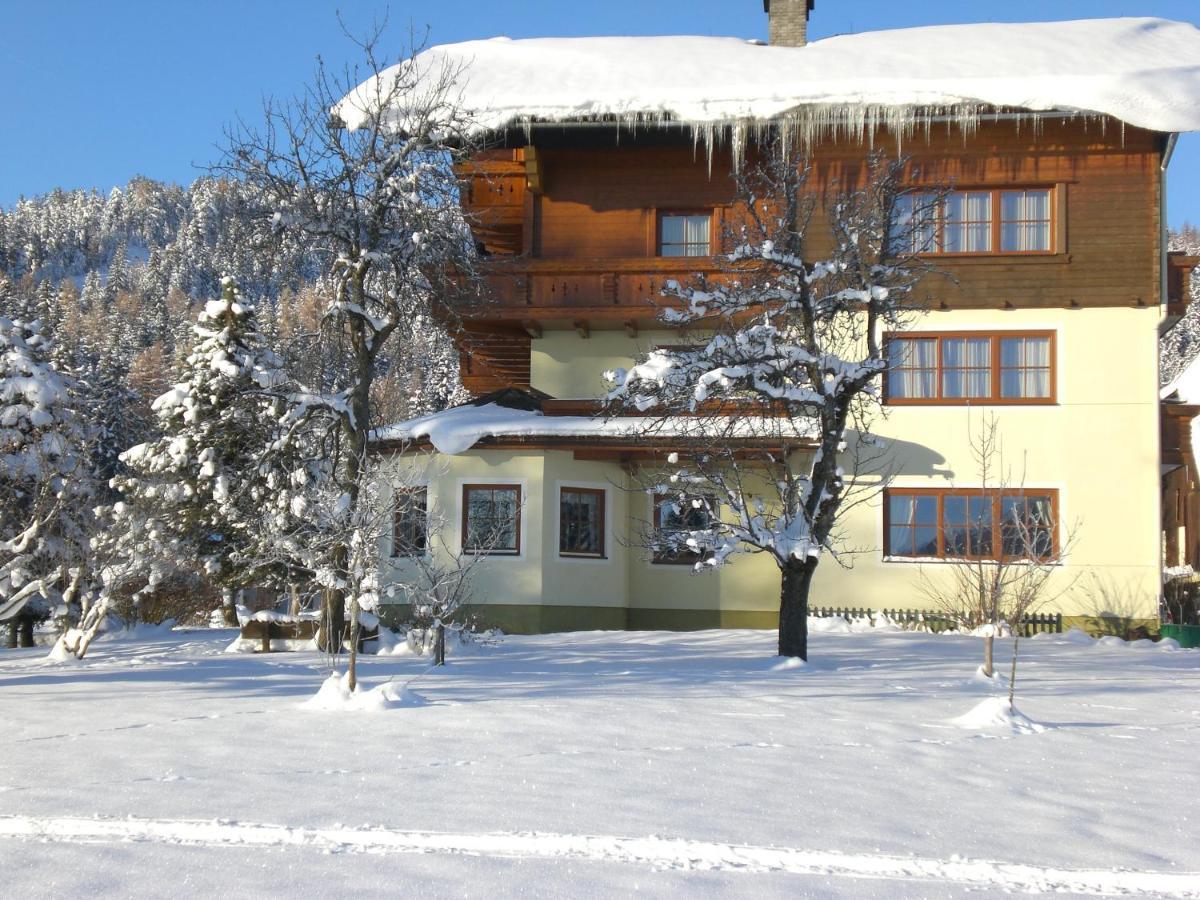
[1,626,1198,898]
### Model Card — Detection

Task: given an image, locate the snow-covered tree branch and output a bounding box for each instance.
[217,24,480,677]
[607,146,937,659]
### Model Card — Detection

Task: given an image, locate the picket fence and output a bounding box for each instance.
[809,606,1063,637]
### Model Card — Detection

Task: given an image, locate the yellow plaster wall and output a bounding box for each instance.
[820,306,1162,619]
[379,450,547,608]
[624,483,782,616]
[383,307,1160,624]
[530,329,679,398]
[539,451,631,610]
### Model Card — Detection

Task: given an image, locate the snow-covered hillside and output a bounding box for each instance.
[1,626,1197,896]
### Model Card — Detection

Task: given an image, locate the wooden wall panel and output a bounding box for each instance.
[502,120,1165,312]
[537,147,738,258]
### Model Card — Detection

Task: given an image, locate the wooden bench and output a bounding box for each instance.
[3,609,37,649]
[239,618,378,653]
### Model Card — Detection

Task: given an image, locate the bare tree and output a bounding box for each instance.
[920,412,1078,685]
[607,144,935,660]
[387,496,511,664]
[254,447,395,690]
[216,23,479,658]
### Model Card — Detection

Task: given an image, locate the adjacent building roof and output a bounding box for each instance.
[372,390,817,455]
[337,18,1200,139]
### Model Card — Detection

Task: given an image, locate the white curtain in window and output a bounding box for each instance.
[944,192,992,253]
[1000,190,1051,251]
[1000,336,1051,397]
[682,215,709,250]
[661,215,710,256]
[941,337,991,398]
[888,339,936,398]
[890,194,937,254]
[661,216,685,246]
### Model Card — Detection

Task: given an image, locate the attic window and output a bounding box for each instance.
[659,213,712,257]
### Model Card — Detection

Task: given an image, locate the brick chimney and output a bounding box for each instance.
[764,0,814,47]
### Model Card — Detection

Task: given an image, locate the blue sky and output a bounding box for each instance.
[1,1,1197,225]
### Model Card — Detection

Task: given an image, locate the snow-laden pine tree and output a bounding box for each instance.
[111,278,288,625]
[607,147,934,660]
[0,315,94,631]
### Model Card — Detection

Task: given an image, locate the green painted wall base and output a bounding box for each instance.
[378,603,773,634]
[1061,616,1159,638]
[377,605,1161,638]
[626,608,778,631]
[379,603,628,635]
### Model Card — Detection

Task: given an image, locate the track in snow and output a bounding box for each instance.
[1,815,1196,897]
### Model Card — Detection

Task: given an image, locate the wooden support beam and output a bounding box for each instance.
[523,146,543,194]
[520,319,543,339]
[574,320,591,339]
[624,319,638,338]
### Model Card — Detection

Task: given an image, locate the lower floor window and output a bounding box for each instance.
[463,484,521,554]
[560,487,605,557]
[885,488,1057,560]
[392,487,428,556]
[653,494,716,564]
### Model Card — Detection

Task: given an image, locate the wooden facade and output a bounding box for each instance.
[1161,405,1200,569]
[452,120,1167,393]
[1162,251,1200,572]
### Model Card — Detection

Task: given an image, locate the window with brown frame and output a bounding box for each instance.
[392,487,428,557]
[885,331,1055,404]
[462,484,521,554]
[891,187,1054,255]
[658,212,712,257]
[884,488,1058,561]
[559,487,605,558]
[652,493,716,564]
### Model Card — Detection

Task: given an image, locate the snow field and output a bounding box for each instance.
[1,626,1198,897]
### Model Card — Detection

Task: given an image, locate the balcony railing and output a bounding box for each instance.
[466,257,738,320]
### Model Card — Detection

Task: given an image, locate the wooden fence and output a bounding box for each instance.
[809,606,1062,637]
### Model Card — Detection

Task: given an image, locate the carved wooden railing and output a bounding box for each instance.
[466,257,737,319]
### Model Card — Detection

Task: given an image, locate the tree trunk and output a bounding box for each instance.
[317,586,345,655]
[983,634,995,678]
[221,587,238,627]
[1008,635,1020,706]
[6,621,16,649]
[288,582,300,617]
[434,621,446,666]
[778,559,815,660]
[347,598,361,692]
[18,614,34,648]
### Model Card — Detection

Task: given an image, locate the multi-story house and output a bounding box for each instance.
[366,4,1200,634]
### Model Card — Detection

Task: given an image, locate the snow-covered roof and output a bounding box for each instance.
[337,18,1200,139]
[372,399,817,455]
[1161,350,1200,405]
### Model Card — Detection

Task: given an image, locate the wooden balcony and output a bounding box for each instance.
[461,257,736,328]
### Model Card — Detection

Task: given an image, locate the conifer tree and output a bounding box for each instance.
[0,315,94,631]
[112,277,287,624]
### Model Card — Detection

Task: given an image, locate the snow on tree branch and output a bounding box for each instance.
[607,146,939,659]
